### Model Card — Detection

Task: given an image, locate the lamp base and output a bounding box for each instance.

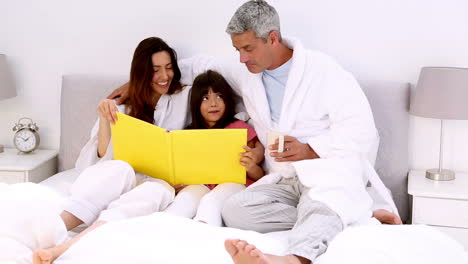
[425,168,455,181]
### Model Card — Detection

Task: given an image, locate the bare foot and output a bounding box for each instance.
[373,209,403,225]
[225,239,310,264]
[225,239,269,264]
[32,248,60,264]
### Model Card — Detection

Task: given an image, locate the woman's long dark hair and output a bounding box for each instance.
[188,70,237,129]
[127,37,182,124]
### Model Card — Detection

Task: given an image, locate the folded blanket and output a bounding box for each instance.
[0,183,68,263]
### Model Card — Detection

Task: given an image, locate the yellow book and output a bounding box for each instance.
[111,112,247,185]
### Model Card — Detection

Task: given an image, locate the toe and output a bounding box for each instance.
[245,244,256,254]
[225,240,239,256]
[235,240,248,250]
[250,248,261,257]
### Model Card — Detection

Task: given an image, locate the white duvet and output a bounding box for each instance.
[1,183,467,264]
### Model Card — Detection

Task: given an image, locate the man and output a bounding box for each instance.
[109,1,401,263]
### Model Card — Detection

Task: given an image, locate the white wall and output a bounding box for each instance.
[1,0,467,172]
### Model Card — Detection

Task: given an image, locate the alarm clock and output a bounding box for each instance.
[12,117,40,153]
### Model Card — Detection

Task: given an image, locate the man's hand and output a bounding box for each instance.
[107,82,130,105]
[269,136,319,162]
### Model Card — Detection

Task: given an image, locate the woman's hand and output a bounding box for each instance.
[97,99,118,124]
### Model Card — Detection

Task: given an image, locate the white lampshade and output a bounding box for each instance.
[410,67,468,120]
[0,54,17,101]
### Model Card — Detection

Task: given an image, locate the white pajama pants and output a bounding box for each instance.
[63,160,207,226]
[192,183,246,226]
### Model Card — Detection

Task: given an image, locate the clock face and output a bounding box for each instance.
[14,129,38,152]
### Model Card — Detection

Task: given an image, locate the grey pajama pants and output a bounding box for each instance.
[221,176,343,262]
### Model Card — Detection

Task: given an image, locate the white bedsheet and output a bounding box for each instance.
[1,183,467,264]
[57,213,467,264]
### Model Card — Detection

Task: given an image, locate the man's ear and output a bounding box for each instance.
[268,31,280,45]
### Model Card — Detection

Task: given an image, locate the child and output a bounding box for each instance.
[187,70,265,226]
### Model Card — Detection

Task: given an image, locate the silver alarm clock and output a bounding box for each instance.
[12,117,40,153]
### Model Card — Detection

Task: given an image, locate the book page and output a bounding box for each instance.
[170,129,247,185]
[111,112,173,184]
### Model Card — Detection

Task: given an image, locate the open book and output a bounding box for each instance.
[111,112,247,185]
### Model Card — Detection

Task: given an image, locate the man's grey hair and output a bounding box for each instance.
[226,0,281,40]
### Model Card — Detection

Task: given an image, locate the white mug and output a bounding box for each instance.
[266,131,296,178]
[266,131,285,156]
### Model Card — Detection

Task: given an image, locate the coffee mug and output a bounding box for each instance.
[266,131,285,156]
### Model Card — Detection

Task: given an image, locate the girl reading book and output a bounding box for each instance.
[175,70,265,226]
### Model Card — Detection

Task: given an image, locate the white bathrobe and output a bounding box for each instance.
[180,37,397,226]
[74,86,192,171]
[62,86,208,224]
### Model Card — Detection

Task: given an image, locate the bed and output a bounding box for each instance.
[1,75,467,264]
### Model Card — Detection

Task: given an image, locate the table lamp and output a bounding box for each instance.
[410,67,468,181]
[0,54,17,153]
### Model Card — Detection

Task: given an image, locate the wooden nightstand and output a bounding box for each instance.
[408,170,468,250]
[0,148,58,184]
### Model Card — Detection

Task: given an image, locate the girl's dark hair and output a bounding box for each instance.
[127,37,182,124]
[189,70,237,129]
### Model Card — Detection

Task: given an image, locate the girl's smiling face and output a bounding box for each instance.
[200,88,226,128]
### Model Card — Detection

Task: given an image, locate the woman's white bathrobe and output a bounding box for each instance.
[180,37,398,226]
[75,87,191,170]
[64,86,210,225]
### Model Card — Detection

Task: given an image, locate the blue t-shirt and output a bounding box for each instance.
[262,58,292,122]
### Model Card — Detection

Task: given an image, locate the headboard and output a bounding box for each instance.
[58,75,410,221]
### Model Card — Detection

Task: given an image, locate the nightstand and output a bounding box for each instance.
[0,148,58,184]
[408,170,468,250]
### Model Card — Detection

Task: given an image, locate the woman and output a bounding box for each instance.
[33,37,209,264]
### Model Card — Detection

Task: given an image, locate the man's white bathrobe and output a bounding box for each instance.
[180,37,398,227]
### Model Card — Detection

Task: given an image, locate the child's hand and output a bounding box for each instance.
[251,142,265,164]
[240,146,259,171]
[242,145,263,165]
